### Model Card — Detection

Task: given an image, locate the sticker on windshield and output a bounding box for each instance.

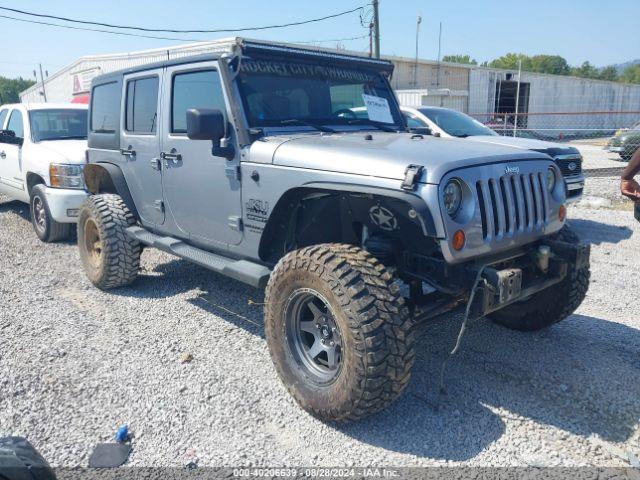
[362,94,394,124]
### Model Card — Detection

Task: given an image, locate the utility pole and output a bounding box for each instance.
[436,22,442,87]
[514,59,522,137]
[372,0,380,59]
[38,63,47,102]
[368,21,374,57]
[413,15,422,87]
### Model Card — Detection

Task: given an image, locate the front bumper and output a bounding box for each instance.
[565,175,585,203]
[473,238,590,317]
[43,187,88,223]
[406,236,590,317]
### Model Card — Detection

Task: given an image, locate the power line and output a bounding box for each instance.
[0,14,203,41]
[292,34,369,45]
[0,4,369,34]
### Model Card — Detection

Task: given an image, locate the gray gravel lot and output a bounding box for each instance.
[1,176,639,468]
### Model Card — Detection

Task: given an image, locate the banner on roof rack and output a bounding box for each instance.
[240,58,379,83]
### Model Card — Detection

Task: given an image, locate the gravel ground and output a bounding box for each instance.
[1,177,639,468]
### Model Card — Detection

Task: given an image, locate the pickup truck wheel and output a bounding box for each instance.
[29,184,71,242]
[77,194,140,290]
[489,226,590,332]
[264,244,415,421]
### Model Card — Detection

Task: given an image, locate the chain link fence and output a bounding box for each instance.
[466,110,640,160]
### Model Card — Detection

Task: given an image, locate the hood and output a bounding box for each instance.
[251,132,551,184]
[31,139,87,163]
[468,135,578,155]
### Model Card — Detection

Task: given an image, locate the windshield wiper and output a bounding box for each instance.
[346,118,397,132]
[279,119,336,133]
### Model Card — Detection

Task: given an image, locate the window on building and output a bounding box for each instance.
[7,110,24,138]
[91,82,120,133]
[125,76,159,134]
[172,70,226,134]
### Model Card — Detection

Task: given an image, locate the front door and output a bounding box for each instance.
[0,109,26,195]
[161,62,242,246]
[121,70,164,227]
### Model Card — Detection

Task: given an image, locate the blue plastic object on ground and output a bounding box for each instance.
[115,425,128,443]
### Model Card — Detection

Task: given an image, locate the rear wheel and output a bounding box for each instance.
[489,226,590,331]
[30,184,71,242]
[264,243,415,421]
[77,194,140,290]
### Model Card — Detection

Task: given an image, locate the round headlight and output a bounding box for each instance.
[443,179,463,217]
[546,167,557,192]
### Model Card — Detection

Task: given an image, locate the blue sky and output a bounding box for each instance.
[1,0,638,79]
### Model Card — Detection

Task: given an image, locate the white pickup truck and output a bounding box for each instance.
[0,103,88,241]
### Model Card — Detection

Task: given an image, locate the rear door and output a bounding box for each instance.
[0,108,26,195]
[160,62,242,246]
[120,70,164,227]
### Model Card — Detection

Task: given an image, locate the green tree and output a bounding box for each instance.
[598,65,618,81]
[488,53,532,71]
[571,61,600,79]
[0,76,35,104]
[620,64,640,84]
[529,55,571,75]
[442,54,477,65]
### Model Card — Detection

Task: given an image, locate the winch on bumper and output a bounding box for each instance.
[405,236,590,319]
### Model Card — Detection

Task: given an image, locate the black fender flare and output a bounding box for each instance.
[83,162,139,220]
[302,181,437,237]
[258,182,439,263]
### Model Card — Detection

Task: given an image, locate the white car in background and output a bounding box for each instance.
[0,103,88,241]
[401,106,585,203]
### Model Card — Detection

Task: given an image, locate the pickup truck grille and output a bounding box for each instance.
[555,155,582,177]
[475,172,547,240]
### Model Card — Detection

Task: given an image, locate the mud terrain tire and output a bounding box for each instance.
[264,244,415,421]
[77,194,140,290]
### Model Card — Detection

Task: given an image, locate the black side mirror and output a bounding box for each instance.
[186,108,225,142]
[0,130,22,146]
[186,108,235,160]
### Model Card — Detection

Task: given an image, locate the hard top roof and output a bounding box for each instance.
[92,37,394,86]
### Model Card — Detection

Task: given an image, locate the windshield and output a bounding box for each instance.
[29,109,87,142]
[236,57,403,130]
[419,108,497,137]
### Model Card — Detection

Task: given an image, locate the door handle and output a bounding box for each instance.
[0,151,5,159]
[120,147,136,157]
[161,151,182,162]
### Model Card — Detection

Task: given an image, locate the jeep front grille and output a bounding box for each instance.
[475,172,548,240]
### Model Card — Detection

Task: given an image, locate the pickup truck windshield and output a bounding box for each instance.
[236,58,403,130]
[418,108,497,138]
[29,109,88,142]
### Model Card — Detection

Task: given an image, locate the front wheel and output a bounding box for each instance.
[264,244,415,421]
[30,184,71,242]
[489,226,590,331]
[77,194,141,290]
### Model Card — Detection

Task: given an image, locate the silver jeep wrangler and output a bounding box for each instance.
[78,39,590,421]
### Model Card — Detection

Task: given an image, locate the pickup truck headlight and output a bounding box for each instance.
[49,163,85,189]
[443,179,463,217]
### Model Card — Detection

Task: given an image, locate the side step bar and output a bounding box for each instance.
[126,226,271,289]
